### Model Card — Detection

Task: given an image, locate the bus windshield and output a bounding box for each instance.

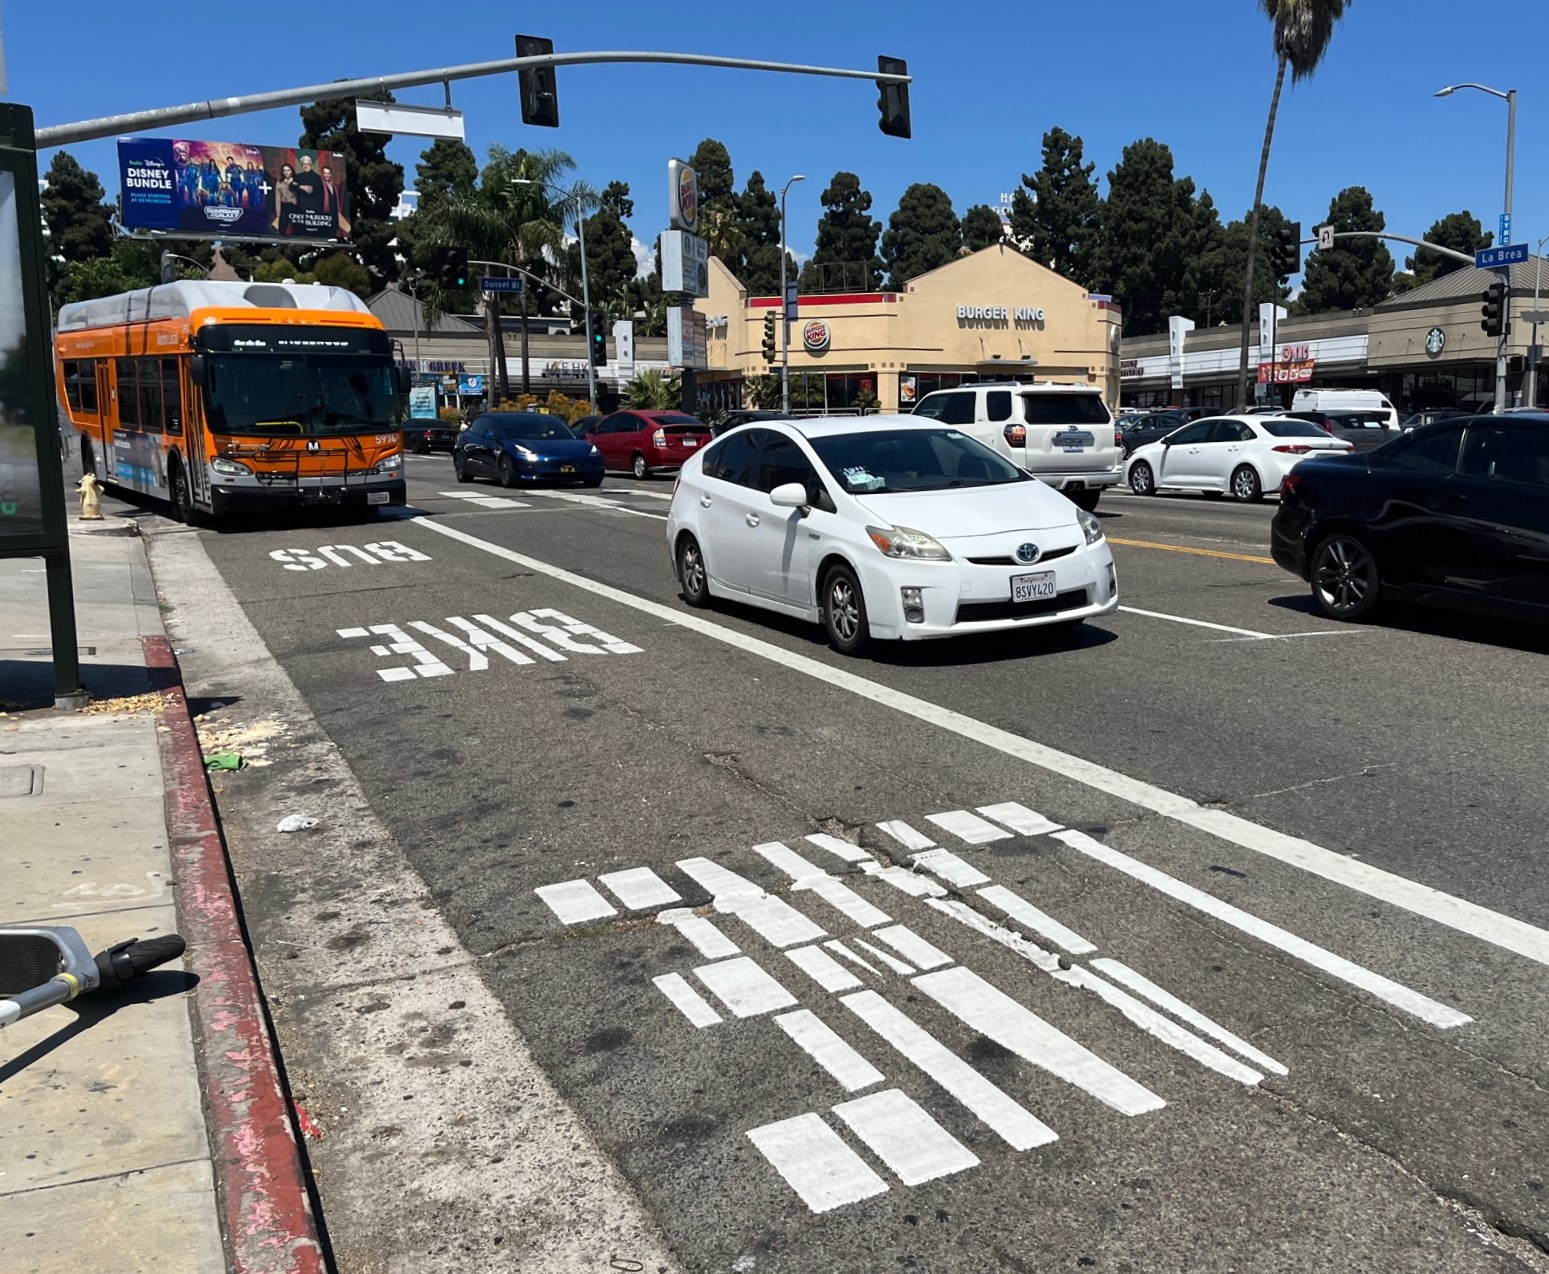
[203,353,400,435]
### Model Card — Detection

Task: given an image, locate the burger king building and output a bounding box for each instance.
[691,244,1122,413]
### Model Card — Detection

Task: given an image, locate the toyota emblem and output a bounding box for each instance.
[1015,542,1041,564]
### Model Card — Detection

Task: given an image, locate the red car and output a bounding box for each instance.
[591,410,711,478]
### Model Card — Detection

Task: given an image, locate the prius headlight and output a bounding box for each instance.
[866,525,951,561]
[1078,509,1104,546]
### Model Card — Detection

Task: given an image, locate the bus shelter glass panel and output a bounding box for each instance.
[0,171,44,541]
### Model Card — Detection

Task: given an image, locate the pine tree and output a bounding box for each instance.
[298,91,406,284]
[414,139,478,207]
[1008,127,1100,282]
[802,171,882,293]
[1406,211,1491,287]
[961,205,1005,252]
[1296,186,1394,313]
[735,171,791,297]
[41,152,114,281]
[1089,138,1200,337]
[880,184,961,291]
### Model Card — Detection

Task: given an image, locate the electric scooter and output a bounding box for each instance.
[0,926,186,1028]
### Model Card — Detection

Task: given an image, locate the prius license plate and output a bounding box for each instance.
[366,491,389,505]
[682,439,698,447]
[560,464,575,473]
[1011,571,1057,603]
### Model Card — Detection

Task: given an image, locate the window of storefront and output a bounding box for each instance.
[824,372,878,411]
[900,372,965,410]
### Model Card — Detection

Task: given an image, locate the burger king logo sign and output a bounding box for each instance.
[802,319,831,352]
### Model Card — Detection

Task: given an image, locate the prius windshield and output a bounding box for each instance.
[202,354,401,435]
[808,428,1028,494]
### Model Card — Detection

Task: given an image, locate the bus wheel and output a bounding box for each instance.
[170,463,201,526]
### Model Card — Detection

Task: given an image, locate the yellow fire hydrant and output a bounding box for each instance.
[76,472,103,521]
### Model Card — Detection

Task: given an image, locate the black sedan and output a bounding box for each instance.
[452,412,604,488]
[1271,413,1549,624]
[403,420,458,453]
[1120,411,1185,456]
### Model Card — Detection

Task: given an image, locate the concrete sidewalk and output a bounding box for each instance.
[0,516,319,1273]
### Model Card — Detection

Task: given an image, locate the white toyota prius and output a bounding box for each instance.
[666,416,1118,655]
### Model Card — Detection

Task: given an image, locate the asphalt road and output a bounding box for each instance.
[140,455,1549,1273]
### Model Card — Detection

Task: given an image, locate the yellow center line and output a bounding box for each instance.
[1107,536,1275,565]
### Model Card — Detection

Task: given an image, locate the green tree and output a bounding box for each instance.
[1406,210,1491,287]
[802,171,882,293]
[689,139,735,213]
[298,91,406,284]
[961,205,1005,252]
[600,180,634,221]
[736,171,792,297]
[623,368,681,408]
[1235,0,1351,405]
[1296,186,1394,313]
[570,185,640,321]
[1200,204,1293,323]
[414,138,478,207]
[1008,126,1101,281]
[310,251,374,299]
[699,204,746,268]
[880,184,961,291]
[41,152,114,304]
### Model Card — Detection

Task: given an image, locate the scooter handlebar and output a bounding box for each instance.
[93,935,187,988]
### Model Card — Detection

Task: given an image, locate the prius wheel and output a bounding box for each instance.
[1311,533,1380,622]
[1231,464,1263,502]
[677,535,710,608]
[1128,461,1155,496]
[1069,489,1101,513]
[498,456,517,488]
[632,452,649,480]
[822,564,870,657]
[453,453,472,483]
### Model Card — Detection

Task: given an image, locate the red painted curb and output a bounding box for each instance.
[145,636,325,1274]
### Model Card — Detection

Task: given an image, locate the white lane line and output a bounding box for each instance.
[927,810,1014,844]
[826,939,883,976]
[1117,605,1275,638]
[693,955,798,1018]
[977,884,1098,955]
[417,518,1549,974]
[1054,830,1471,1029]
[652,972,721,1028]
[1092,957,1288,1076]
[978,802,1064,837]
[804,833,873,865]
[860,861,948,899]
[776,1009,885,1092]
[746,1113,889,1213]
[657,908,741,960]
[875,820,937,851]
[832,1088,979,1185]
[911,848,991,888]
[606,487,674,501]
[753,841,892,928]
[676,858,826,949]
[912,966,1166,1116]
[523,489,669,521]
[598,867,680,910]
[786,944,864,993]
[853,938,915,976]
[840,990,1058,1151]
[436,490,531,510]
[535,879,617,925]
[871,924,954,971]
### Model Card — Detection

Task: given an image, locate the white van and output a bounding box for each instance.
[1289,388,1400,431]
[910,381,1122,510]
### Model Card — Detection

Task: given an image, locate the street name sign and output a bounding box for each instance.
[1476,243,1528,270]
[481,276,524,293]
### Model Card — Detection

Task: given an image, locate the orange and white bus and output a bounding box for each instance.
[55,280,406,521]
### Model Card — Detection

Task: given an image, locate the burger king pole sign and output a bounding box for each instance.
[667,158,699,234]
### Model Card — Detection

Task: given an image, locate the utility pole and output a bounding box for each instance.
[779,174,804,414]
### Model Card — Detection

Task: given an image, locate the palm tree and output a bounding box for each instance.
[1234,0,1350,408]
[623,368,681,409]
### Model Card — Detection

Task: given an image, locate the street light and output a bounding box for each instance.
[513,178,597,409]
[1435,81,1517,409]
[1529,235,1549,409]
[779,174,806,415]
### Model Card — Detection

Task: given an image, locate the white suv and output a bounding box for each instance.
[911,381,1122,511]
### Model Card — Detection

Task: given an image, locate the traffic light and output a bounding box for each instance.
[877,55,911,139]
[1274,222,1301,278]
[762,310,777,363]
[589,314,607,366]
[436,246,469,289]
[1481,277,1507,338]
[516,35,559,128]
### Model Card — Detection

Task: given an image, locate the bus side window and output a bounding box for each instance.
[161,358,183,435]
[62,360,82,411]
[115,359,139,430]
[61,361,100,416]
[137,357,164,433]
[80,362,99,414]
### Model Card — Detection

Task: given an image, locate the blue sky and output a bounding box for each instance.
[7,0,1545,276]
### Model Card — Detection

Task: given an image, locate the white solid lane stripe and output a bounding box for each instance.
[912,966,1165,1116]
[437,490,530,509]
[786,944,863,992]
[1091,957,1288,1076]
[1054,830,1471,1029]
[1118,605,1275,639]
[657,908,741,960]
[693,956,798,1018]
[872,924,953,971]
[598,867,680,910]
[832,1087,979,1185]
[978,802,1064,837]
[911,848,991,888]
[523,489,668,521]
[535,879,617,925]
[977,884,1098,955]
[826,940,883,976]
[854,938,915,976]
[677,857,827,949]
[875,820,937,851]
[776,1009,885,1092]
[804,833,872,864]
[417,518,1549,973]
[746,1113,889,1213]
[860,861,947,899]
[752,841,891,928]
[653,973,721,1028]
[927,810,1014,844]
[840,989,1058,1151]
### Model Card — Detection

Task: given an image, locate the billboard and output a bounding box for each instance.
[118,137,349,240]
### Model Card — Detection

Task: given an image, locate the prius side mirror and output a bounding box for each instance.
[769,482,809,511]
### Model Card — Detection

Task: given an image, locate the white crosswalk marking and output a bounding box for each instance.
[657,909,741,960]
[599,867,680,910]
[911,847,991,888]
[653,973,721,1028]
[534,879,616,924]
[694,956,798,1018]
[875,820,937,851]
[746,1113,888,1213]
[437,489,529,509]
[832,1088,980,1186]
[977,802,1065,837]
[977,884,1098,955]
[677,857,827,949]
[785,944,864,992]
[776,1009,885,1092]
[926,810,1014,844]
[753,841,892,928]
